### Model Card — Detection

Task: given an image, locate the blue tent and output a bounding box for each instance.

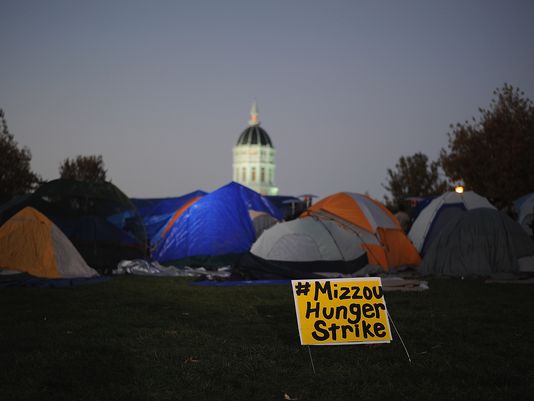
[131,190,206,247]
[266,195,307,220]
[152,182,282,265]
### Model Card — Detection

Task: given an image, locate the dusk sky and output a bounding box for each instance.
[2,0,533,201]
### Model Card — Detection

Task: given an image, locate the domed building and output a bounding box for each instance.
[233,101,278,195]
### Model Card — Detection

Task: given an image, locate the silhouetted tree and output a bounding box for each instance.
[440,84,534,209]
[59,155,107,183]
[383,152,449,209]
[0,109,41,201]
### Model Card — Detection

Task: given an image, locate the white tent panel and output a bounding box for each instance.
[345,193,398,230]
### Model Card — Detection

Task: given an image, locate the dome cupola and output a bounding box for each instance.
[236,125,273,147]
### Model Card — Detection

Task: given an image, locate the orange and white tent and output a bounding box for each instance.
[0,207,98,278]
[302,192,421,270]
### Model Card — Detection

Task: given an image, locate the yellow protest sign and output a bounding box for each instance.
[292,277,392,345]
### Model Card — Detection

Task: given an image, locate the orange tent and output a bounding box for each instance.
[302,192,421,270]
[0,207,98,278]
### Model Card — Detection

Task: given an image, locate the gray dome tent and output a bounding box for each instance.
[408,191,495,256]
[515,192,534,237]
[421,208,534,276]
[235,216,371,279]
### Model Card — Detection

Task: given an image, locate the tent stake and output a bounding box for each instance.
[307,346,316,375]
[388,311,412,364]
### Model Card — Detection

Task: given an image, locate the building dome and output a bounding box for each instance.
[232,100,278,196]
[236,125,273,147]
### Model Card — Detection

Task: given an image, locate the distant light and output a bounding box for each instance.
[455,186,464,194]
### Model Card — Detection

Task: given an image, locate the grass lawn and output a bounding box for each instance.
[1,276,533,401]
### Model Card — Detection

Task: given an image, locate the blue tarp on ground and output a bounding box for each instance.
[131,190,207,246]
[192,279,290,287]
[152,182,283,264]
[0,273,111,288]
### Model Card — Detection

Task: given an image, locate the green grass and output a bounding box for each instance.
[1,276,533,401]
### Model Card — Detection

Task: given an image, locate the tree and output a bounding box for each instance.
[0,109,41,201]
[440,83,534,209]
[383,152,449,209]
[59,155,108,183]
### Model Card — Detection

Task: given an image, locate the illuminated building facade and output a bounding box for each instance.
[233,101,278,195]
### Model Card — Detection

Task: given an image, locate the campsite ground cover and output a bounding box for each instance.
[0,276,533,401]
